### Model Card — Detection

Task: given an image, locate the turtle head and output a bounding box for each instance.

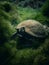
[11,27,25,39]
[16,27,25,37]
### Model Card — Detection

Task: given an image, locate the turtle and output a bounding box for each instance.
[11,20,49,49]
